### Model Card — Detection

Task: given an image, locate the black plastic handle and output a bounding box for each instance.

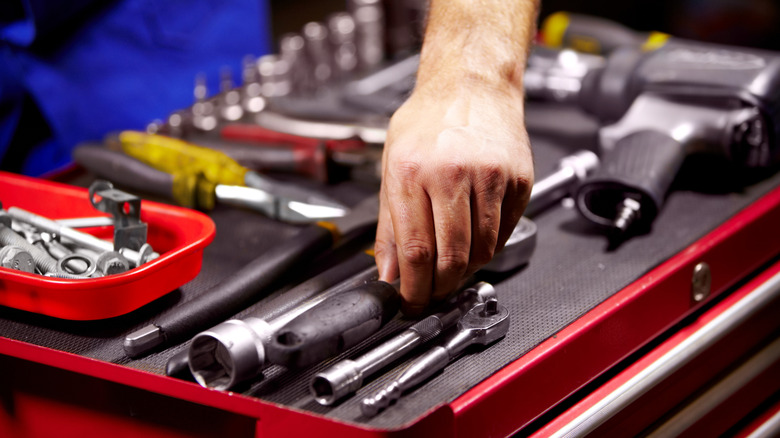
[266,280,400,369]
[73,145,175,199]
[165,251,378,378]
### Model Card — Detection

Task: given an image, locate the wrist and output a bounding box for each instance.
[410,72,526,118]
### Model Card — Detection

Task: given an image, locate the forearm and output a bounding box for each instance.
[416,0,539,96]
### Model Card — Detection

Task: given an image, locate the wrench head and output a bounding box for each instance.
[458,301,510,346]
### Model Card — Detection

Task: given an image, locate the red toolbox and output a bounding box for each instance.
[2,105,780,437]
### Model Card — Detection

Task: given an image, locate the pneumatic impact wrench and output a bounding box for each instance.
[533,22,780,238]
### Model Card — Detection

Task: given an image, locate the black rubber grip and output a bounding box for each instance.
[164,251,377,378]
[266,280,400,369]
[73,145,175,199]
[251,251,377,321]
[576,130,685,228]
[158,225,336,345]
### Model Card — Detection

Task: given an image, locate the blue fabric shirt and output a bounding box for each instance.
[1,0,271,175]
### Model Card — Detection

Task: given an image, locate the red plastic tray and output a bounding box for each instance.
[0,171,215,320]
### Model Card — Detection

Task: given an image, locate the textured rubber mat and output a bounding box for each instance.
[1,103,779,429]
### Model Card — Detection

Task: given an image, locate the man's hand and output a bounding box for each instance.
[376,82,533,313]
[374,0,538,314]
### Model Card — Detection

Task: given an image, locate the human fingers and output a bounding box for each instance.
[430,163,472,300]
[374,188,399,282]
[495,174,531,255]
[385,164,436,315]
[465,163,506,277]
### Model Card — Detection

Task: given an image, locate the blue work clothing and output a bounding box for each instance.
[1,0,272,175]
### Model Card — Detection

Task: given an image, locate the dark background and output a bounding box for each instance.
[269,0,780,53]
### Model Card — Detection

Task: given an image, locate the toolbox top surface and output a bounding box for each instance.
[1,104,780,434]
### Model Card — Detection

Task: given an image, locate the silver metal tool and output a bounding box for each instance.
[191,74,218,132]
[14,222,85,273]
[279,33,310,95]
[241,55,266,114]
[361,298,510,416]
[188,265,380,390]
[7,207,158,268]
[56,253,98,278]
[55,216,114,228]
[0,245,35,273]
[524,47,605,104]
[40,232,92,274]
[348,0,386,71]
[482,217,537,273]
[213,184,347,224]
[254,110,389,144]
[526,149,600,217]
[311,282,496,406]
[480,150,600,272]
[218,67,244,122]
[303,22,333,86]
[0,223,58,274]
[258,54,292,98]
[327,12,358,77]
[344,54,419,98]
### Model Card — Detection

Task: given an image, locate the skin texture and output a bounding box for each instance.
[375,0,539,314]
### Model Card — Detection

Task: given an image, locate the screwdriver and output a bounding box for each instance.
[114,131,348,212]
[73,145,346,223]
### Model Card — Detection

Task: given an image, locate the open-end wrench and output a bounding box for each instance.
[361,298,509,416]
[311,282,496,405]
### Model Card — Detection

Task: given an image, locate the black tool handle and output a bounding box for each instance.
[165,250,377,377]
[73,145,175,199]
[159,224,336,345]
[266,280,400,369]
[576,130,685,229]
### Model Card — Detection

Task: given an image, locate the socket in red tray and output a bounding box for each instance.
[0,171,215,320]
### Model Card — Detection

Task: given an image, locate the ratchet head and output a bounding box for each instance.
[458,299,510,346]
